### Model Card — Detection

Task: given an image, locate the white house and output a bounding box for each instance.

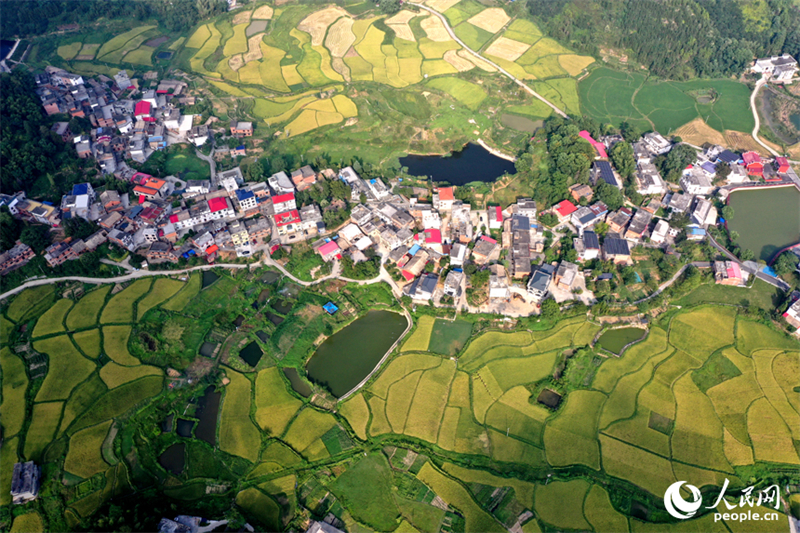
[635,162,666,196]
[268,171,294,194]
[752,54,798,83]
[650,219,670,244]
[692,197,717,227]
[680,168,714,196]
[642,132,672,155]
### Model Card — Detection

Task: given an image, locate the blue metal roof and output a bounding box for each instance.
[72,183,90,196]
[409,244,421,256]
[235,189,255,200]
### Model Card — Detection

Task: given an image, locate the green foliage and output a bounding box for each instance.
[594,181,623,211]
[657,144,696,182]
[541,299,561,319]
[609,141,635,179]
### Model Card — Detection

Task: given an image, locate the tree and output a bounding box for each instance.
[64,217,96,240]
[541,298,561,319]
[716,161,732,181]
[595,181,624,211]
[740,248,755,261]
[609,141,635,179]
[729,230,739,242]
[774,252,799,277]
[721,205,734,221]
[620,121,641,143]
[659,144,696,181]
[0,208,21,250]
[378,0,402,15]
[20,224,50,253]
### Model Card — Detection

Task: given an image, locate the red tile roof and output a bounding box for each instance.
[134,185,158,196]
[169,214,179,223]
[742,151,761,165]
[425,228,442,244]
[438,187,454,201]
[494,205,502,221]
[208,197,230,213]
[318,241,340,255]
[134,101,151,116]
[205,244,219,255]
[554,200,577,217]
[401,270,415,282]
[578,130,609,159]
[275,210,300,227]
[480,235,497,244]
[272,192,295,204]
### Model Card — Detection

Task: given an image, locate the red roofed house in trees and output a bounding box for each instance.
[553,200,578,222]
[317,240,341,262]
[742,152,763,176]
[272,192,297,214]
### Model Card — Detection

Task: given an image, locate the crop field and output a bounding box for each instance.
[254,367,303,435]
[24,402,63,460]
[236,488,281,531]
[100,361,162,389]
[64,420,113,479]
[426,77,486,110]
[427,319,472,356]
[136,278,184,320]
[96,26,156,61]
[579,67,755,134]
[34,336,96,402]
[100,279,151,324]
[0,348,28,437]
[66,286,110,330]
[31,298,72,338]
[219,370,261,462]
[103,326,140,365]
[10,513,43,533]
[283,407,338,460]
[6,285,55,322]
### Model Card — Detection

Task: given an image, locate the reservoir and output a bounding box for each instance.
[596,327,646,355]
[727,187,800,261]
[306,310,408,397]
[400,143,516,185]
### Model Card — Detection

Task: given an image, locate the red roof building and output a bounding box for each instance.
[208,197,230,213]
[424,228,442,244]
[578,130,609,159]
[274,210,300,227]
[480,235,497,244]
[317,240,341,261]
[205,244,219,255]
[775,157,790,174]
[742,151,764,176]
[438,187,454,201]
[554,200,578,220]
[134,101,151,117]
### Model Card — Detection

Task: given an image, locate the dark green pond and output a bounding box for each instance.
[159,443,185,475]
[727,187,800,261]
[239,341,263,367]
[283,367,312,398]
[597,327,646,354]
[306,310,408,397]
[791,113,800,131]
[202,271,219,288]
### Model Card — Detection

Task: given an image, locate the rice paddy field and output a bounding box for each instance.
[1,271,799,532]
[579,66,755,134]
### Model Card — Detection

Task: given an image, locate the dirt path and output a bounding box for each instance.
[409,3,568,118]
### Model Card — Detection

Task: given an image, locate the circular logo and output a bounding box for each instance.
[664,481,703,519]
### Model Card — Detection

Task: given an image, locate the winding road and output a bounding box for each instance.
[750,77,781,157]
[409,3,569,118]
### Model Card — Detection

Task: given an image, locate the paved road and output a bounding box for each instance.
[195,148,217,187]
[750,77,781,158]
[707,234,791,291]
[409,3,568,118]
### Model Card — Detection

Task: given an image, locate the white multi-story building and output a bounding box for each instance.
[752,54,798,83]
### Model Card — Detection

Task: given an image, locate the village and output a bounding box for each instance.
[2,61,800,333]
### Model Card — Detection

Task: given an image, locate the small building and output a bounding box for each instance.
[592,161,621,188]
[668,193,694,214]
[291,165,317,190]
[449,242,468,266]
[624,209,652,241]
[642,132,672,155]
[650,219,670,245]
[691,197,717,226]
[714,261,743,286]
[571,202,608,233]
[317,240,341,262]
[574,231,600,262]
[433,187,455,211]
[443,270,464,298]
[680,168,714,195]
[488,205,503,230]
[553,200,577,222]
[635,162,666,196]
[607,207,633,234]
[527,263,555,303]
[782,299,800,330]
[268,171,295,194]
[406,273,438,301]
[752,54,798,83]
[146,242,178,264]
[685,224,707,241]
[775,157,791,174]
[488,264,510,301]
[471,235,499,265]
[603,237,632,265]
[230,121,253,136]
[272,192,297,214]
[11,462,40,505]
[554,261,579,291]
[569,183,593,203]
[579,130,608,158]
[742,151,764,176]
[0,241,35,275]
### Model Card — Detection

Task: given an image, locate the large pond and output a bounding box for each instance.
[727,187,800,261]
[283,367,312,398]
[239,341,263,367]
[399,143,516,185]
[306,310,408,397]
[194,386,220,446]
[596,327,646,355]
[159,443,185,475]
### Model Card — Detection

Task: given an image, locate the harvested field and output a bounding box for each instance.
[386,10,419,42]
[325,17,356,57]
[144,36,169,48]
[559,54,594,76]
[298,6,350,46]
[232,9,252,25]
[724,130,782,154]
[332,57,351,81]
[674,118,727,147]
[425,0,462,12]
[443,49,473,71]
[483,36,529,62]
[458,49,495,71]
[420,16,451,42]
[244,34,265,63]
[246,20,268,37]
[229,54,244,71]
[253,5,274,19]
[466,8,510,34]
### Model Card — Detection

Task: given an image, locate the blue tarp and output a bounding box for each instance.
[762,266,777,277]
[323,302,338,315]
[409,244,421,256]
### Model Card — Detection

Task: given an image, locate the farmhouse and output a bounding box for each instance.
[553,199,578,223]
[229,121,253,136]
[603,237,632,265]
[571,202,608,233]
[650,219,670,245]
[406,273,438,300]
[0,241,35,275]
[752,54,798,83]
[579,130,608,158]
[11,462,40,504]
[642,132,672,155]
[635,162,666,196]
[591,161,621,188]
[443,270,464,297]
[691,197,717,227]
[742,151,764,176]
[569,183,593,203]
[527,263,555,302]
[713,261,743,286]
[624,209,652,241]
[783,299,800,330]
[574,231,600,262]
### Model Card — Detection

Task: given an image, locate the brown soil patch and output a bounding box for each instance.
[425,0,461,12]
[443,49,474,72]
[467,8,510,34]
[76,54,94,61]
[673,118,726,147]
[420,15,450,42]
[232,9,252,25]
[332,57,351,81]
[344,46,359,58]
[253,5,274,19]
[724,130,781,154]
[325,17,356,57]
[243,34,264,63]
[457,49,496,72]
[228,54,244,71]
[144,36,169,48]
[298,6,350,46]
[483,36,529,62]
[386,10,419,42]
[297,304,324,321]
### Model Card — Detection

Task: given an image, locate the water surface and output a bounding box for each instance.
[596,327,646,354]
[400,143,516,185]
[159,443,185,475]
[202,271,219,288]
[283,367,312,398]
[239,341,263,367]
[727,187,800,261]
[194,386,220,446]
[306,310,408,397]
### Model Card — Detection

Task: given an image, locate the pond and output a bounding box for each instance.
[194,386,220,446]
[199,342,217,358]
[727,187,800,261]
[233,314,245,328]
[162,413,174,433]
[158,443,185,475]
[399,143,517,185]
[283,367,312,398]
[596,327,646,354]
[239,341,263,367]
[536,389,562,409]
[156,51,173,60]
[256,330,270,343]
[176,418,195,438]
[266,312,284,326]
[273,299,293,314]
[261,271,281,284]
[202,271,220,288]
[0,40,14,60]
[306,310,408,397]
[791,113,800,131]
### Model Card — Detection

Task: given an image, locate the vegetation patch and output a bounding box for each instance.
[219,370,261,462]
[0,348,28,437]
[254,367,303,436]
[427,319,472,356]
[66,286,111,330]
[64,420,112,479]
[330,453,400,531]
[35,336,96,402]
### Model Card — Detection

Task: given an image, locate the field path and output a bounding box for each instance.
[750,77,781,158]
[409,3,568,118]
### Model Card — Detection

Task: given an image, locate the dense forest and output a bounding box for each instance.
[527,0,800,79]
[0,0,227,38]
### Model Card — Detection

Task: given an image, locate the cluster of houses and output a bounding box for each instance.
[36,66,208,173]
